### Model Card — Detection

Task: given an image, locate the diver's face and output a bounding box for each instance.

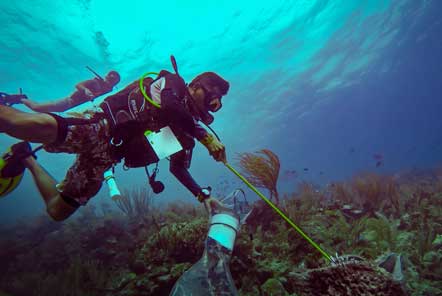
[201,86,222,112]
[191,87,206,109]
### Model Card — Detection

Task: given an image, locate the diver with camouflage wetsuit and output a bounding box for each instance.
[0,66,229,221]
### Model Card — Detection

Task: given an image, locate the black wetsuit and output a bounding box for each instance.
[169,124,208,197]
[103,69,209,198]
[156,70,209,197]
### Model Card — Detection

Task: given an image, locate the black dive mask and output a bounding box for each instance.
[199,85,222,125]
[206,98,222,112]
[201,85,223,112]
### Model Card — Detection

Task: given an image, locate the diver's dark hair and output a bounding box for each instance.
[106,70,120,84]
[189,72,229,95]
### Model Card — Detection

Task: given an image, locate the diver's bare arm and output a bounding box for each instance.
[22,98,72,112]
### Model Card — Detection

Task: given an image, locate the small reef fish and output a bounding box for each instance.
[373,153,383,161]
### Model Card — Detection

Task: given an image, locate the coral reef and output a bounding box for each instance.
[287,262,407,296]
[113,187,153,221]
[0,167,442,295]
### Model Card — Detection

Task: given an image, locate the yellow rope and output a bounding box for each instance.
[224,162,332,262]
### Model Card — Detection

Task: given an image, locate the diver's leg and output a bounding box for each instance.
[0,105,58,144]
[22,156,77,221]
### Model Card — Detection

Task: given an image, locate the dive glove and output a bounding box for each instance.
[200,133,226,163]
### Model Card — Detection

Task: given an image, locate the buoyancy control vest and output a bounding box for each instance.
[99,70,187,168]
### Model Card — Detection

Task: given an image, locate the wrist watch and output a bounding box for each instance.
[197,187,211,202]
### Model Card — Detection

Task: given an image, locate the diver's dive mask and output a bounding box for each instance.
[192,85,222,125]
[201,85,223,112]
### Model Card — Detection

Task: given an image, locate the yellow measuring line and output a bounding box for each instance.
[224,162,332,262]
[136,69,331,262]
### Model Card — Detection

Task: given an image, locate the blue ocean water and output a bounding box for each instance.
[0,0,441,224]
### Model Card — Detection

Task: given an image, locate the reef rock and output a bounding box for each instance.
[261,278,289,296]
[286,262,407,296]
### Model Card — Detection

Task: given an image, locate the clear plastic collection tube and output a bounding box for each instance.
[170,189,252,296]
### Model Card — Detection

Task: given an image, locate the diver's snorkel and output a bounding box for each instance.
[85,66,105,82]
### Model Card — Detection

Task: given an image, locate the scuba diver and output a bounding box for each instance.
[20,70,121,112]
[0,60,229,221]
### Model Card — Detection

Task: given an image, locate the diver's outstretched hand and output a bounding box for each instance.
[0,92,27,106]
[203,196,230,215]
